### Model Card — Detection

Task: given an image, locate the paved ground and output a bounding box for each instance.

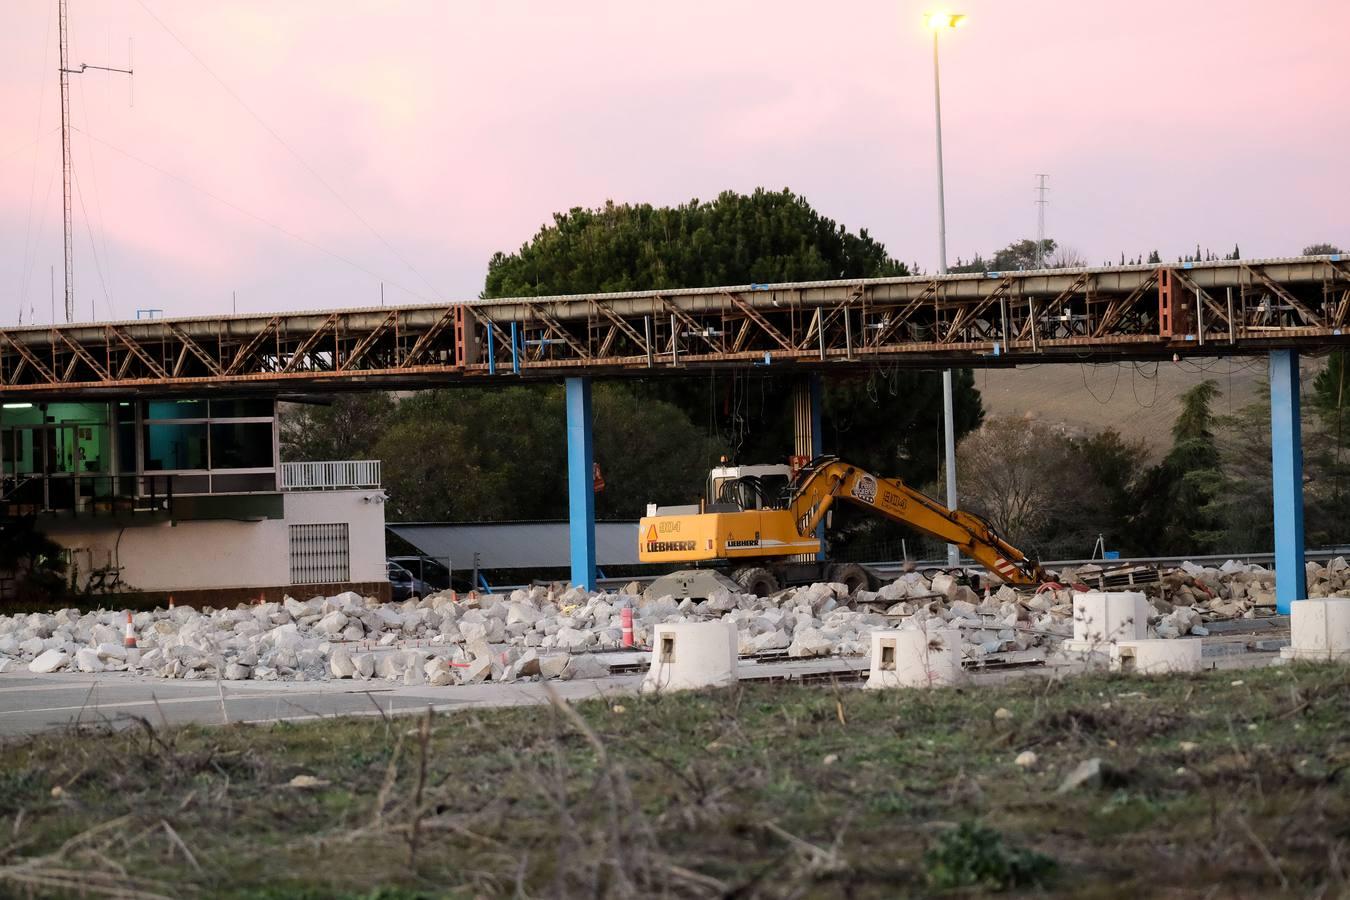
[0,635,1285,738]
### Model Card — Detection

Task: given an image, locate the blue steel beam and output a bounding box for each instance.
[565,377,597,591]
[1269,349,1307,614]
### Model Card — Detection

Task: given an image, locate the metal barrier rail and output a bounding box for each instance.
[280,460,382,491]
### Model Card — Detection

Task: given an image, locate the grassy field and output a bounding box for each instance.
[0,663,1347,898]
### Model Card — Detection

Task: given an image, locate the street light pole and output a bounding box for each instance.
[928,13,962,567]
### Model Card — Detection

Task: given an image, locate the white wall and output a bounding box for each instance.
[45,490,386,593]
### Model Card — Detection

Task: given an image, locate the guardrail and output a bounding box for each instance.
[280,460,382,491]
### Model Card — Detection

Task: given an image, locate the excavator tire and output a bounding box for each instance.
[827,562,872,595]
[733,566,780,598]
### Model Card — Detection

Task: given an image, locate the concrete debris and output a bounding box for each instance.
[0,556,1312,688]
[1056,757,1104,794]
[28,648,70,673]
[1015,751,1038,769]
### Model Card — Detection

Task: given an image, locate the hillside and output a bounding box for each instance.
[974,357,1270,456]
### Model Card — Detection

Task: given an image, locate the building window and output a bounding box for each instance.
[142,423,208,470]
[209,422,274,469]
[289,523,350,584]
[146,399,207,419]
[209,398,274,418]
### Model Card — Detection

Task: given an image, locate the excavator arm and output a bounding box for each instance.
[787,458,1045,586]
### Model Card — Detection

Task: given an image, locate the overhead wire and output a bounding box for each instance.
[134,0,442,301]
[71,167,115,321]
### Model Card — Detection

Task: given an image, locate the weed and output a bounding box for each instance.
[923,822,1057,892]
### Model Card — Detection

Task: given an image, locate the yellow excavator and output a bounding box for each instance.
[638,456,1045,595]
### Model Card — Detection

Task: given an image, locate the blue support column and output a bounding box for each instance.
[809,374,826,561]
[1269,349,1306,614]
[565,377,597,591]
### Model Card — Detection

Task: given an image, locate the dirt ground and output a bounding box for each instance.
[0,662,1347,898]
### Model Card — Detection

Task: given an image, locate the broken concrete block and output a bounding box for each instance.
[28,649,70,673]
[564,654,610,680]
[514,649,541,677]
[315,611,348,637]
[929,573,957,598]
[539,654,569,680]
[224,662,251,680]
[329,649,356,679]
[74,648,104,673]
[554,627,594,651]
[459,655,492,684]
[425,659,455,686]
[787,626,834,658]
[353,653,375,679]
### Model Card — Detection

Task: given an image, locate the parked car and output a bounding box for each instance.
[387,555,473,593]
[386,561,432,601]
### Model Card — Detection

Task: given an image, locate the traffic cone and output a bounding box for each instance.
[621,607,634,648]
[168,595,175,610]
[123,611,137,650]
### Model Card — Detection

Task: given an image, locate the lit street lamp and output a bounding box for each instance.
[926,10,964,567]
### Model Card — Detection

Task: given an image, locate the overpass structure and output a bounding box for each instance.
[3,254,1346,613]
[0,256,1345,396]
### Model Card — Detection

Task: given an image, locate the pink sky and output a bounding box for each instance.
[2,0,1346,324]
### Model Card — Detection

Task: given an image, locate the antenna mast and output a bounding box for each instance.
[57,0,133,324]
[1034,174,1049,269]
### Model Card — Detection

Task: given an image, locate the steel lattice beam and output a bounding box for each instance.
[0,257,1346,399]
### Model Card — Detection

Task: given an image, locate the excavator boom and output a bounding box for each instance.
[788,458,1044,585]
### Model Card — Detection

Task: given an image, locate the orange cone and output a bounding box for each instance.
[168,595,175,610]
[123,611,137,649]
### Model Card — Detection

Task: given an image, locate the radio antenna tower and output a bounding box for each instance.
[58,0,133,323]
[1034,174,1049,269]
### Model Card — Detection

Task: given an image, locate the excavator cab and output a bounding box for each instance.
[706,463,792,511]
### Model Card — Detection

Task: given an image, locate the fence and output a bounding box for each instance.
[279,460,381,491]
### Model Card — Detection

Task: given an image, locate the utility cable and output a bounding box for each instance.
[134,0,442,300]
[1079,362,1121,405]
[71,168,115,321]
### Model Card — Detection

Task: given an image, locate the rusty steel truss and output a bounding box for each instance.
[2,256,1348,398]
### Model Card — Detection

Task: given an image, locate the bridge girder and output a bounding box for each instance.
[1,256,1347,398]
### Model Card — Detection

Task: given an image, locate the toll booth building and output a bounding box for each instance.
[0,398,387,604]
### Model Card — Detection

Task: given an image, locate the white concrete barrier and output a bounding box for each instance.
[1063,591,1149,654]
[640,621,738,693]
[1281,598,1350,662]
[1111,638,1203,674]
[865,627,965,689]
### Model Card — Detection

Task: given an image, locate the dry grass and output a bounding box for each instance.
[0,663,1348,898]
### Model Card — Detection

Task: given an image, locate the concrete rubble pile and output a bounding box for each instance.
[0,558,1333,684]
[1061,557,1343,638]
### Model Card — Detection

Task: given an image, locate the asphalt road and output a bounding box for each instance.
[0,669,644,737]
[0,636,1281,738]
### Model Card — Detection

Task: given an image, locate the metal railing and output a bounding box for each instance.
[0,474,173,518]
[280,460,382,491]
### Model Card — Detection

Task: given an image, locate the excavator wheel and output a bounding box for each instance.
[733,566,780,598]
[827,562,872,595]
